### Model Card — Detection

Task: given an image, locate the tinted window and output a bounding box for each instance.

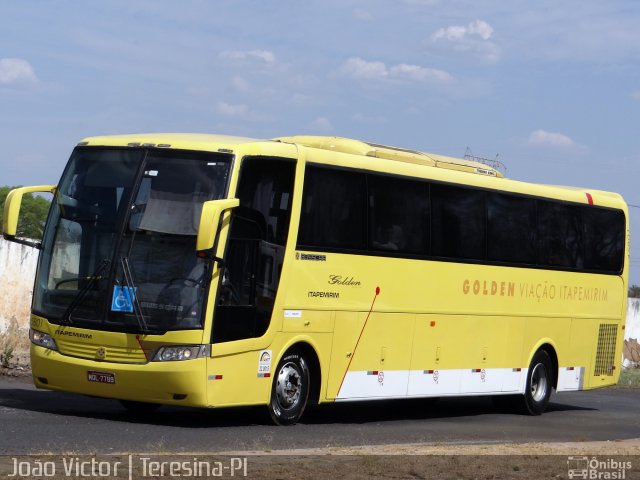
[235,156,295,246]
[538,201,584,269]
[294,164,624,275]
[583,208,625,272]
[368,175,429,254]
[298,166,366,250]
[487,193,536,264]
[213,157,296,343]
[431,184,486,260]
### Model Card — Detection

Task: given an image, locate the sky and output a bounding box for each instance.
[1,0,640,284]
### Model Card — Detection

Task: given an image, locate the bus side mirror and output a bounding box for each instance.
[196,198,240,252]
[3,185,56,246]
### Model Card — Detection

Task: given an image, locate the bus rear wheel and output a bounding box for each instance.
[518,350,553,415]
[268,352,310,425]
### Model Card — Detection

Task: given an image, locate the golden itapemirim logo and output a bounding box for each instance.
[95,347,107,360]
[462,279,609,303]
[463,279,515,297]
[328,275,361,286]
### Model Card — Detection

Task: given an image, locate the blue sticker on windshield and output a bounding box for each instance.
[111,286,136,313]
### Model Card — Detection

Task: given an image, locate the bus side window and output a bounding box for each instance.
[487,193,536,264]
[583,207,625,273]
[538,201,584,269]
[368,175,429,255]
[298,166,366,251]
[212,156,295,343]
[431,184,486,261]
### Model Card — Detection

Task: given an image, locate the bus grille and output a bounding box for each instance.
[56,339,148,364]
[594,323,617,376]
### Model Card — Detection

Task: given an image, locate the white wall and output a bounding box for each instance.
[0,237,38,335]
[626,298,640,340]
[623,298,640,368]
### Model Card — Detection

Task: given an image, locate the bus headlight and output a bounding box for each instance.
[153,345,210,362]
[29,329,59,351]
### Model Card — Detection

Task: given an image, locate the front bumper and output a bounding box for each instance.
[31,344,208,407]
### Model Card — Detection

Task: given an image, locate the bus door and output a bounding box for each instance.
[211,156,295,343]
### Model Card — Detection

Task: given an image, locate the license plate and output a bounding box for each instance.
[87,371,116,384]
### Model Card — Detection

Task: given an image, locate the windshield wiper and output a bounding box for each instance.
[61,258,111,324]
[120,256,148,333]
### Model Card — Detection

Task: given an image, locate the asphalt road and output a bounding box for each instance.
[0,376,638,455]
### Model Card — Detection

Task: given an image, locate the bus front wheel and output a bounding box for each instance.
[518,350,553,415]
[268,352,310,425]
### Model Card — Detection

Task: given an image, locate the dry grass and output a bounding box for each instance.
[619,368,640,388]
[0,316,30,376]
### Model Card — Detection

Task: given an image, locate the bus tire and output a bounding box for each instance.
[518,350,553,415]
[268,352,310,425]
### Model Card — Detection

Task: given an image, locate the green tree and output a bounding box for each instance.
[0,186,52,240]
[630,285,640,298]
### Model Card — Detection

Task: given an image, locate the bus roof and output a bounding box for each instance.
[80,133,503,178]
[77,133,625,209]
[273,135,503,178]
[78,133,260,151]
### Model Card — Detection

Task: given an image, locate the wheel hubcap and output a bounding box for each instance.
[530,363,548,402]
[275,362,301,409]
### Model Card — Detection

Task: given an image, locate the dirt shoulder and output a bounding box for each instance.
[212,440,640,479]
[118,441,640,480]
[0,361,30,378]
[219,438,640,456]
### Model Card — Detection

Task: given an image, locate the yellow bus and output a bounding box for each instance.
[3,133,628,425]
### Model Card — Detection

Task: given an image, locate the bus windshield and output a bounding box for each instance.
[33,147,232,333]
